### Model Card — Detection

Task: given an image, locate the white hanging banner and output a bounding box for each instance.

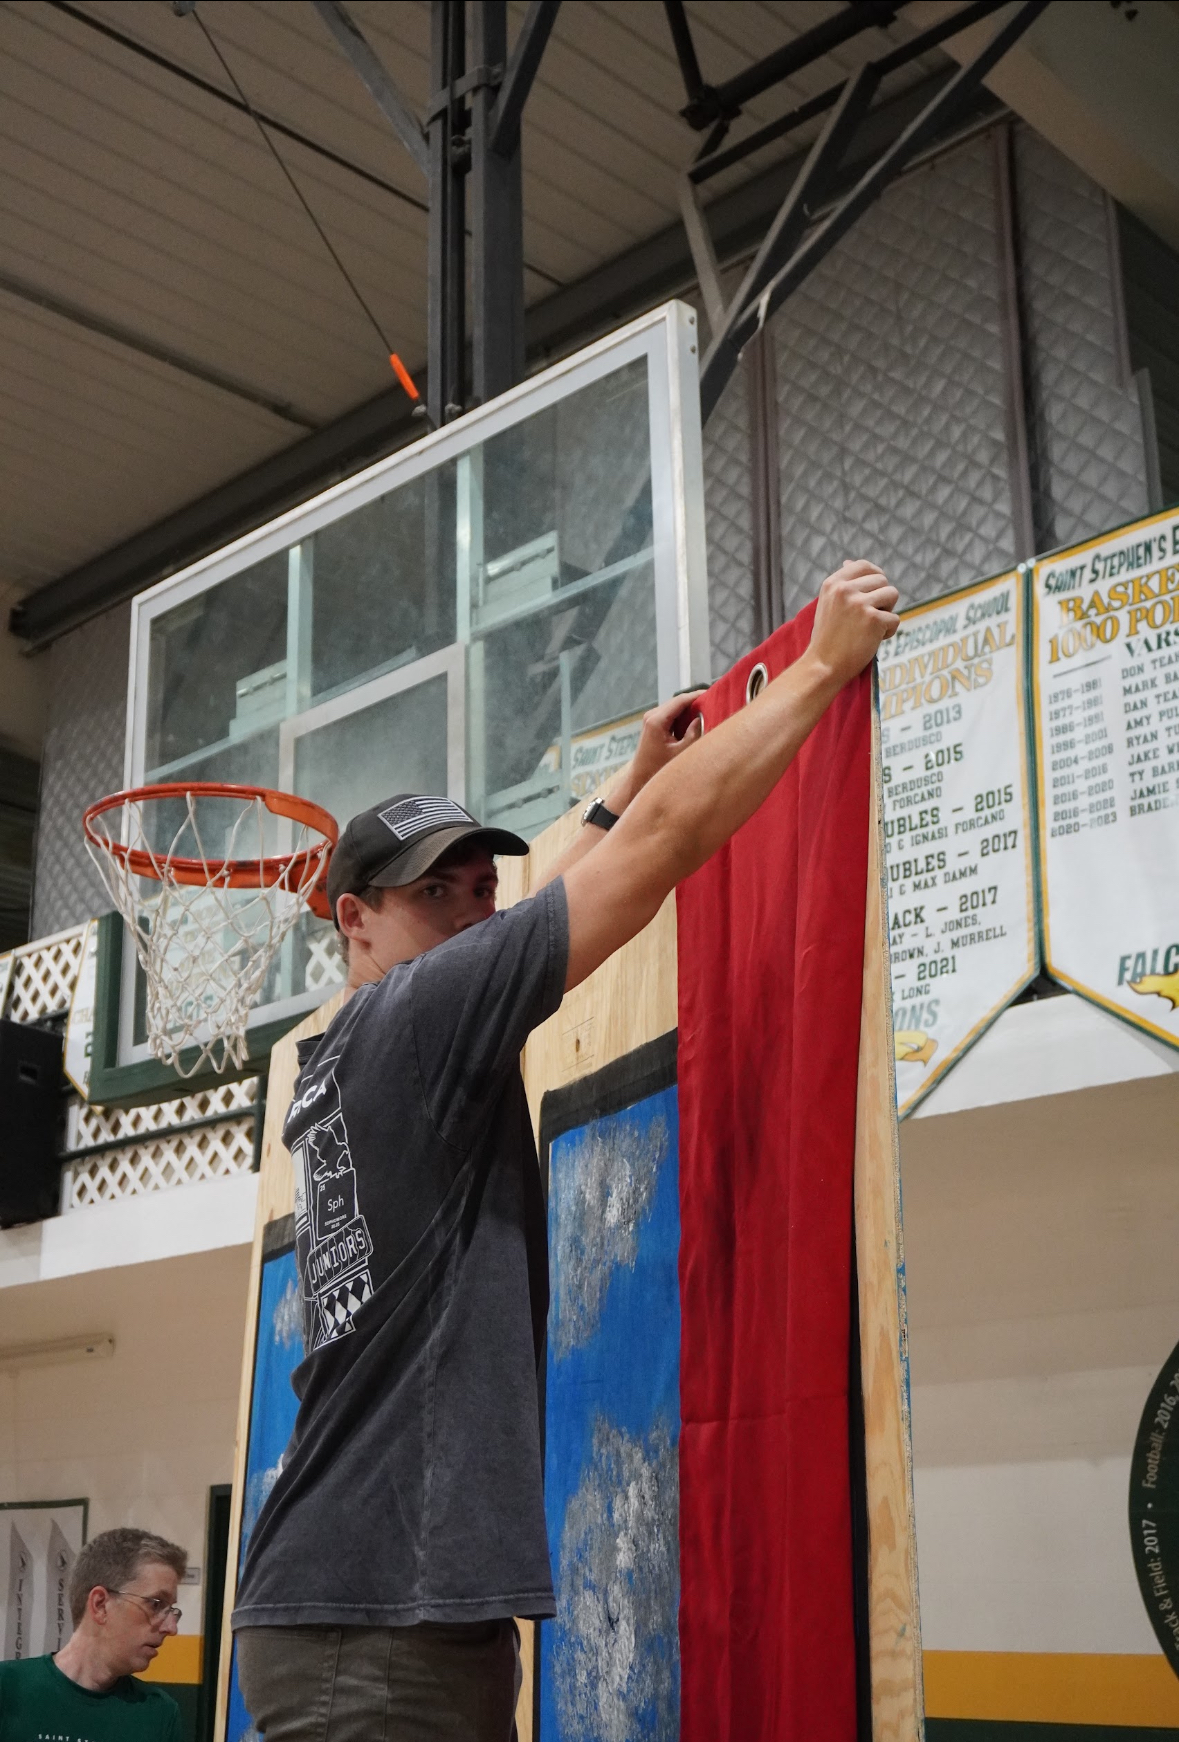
[1032,507,1179,1045]
[878,571,1037,1115]
[63,919,99,1098]
[0,1501,87,1660]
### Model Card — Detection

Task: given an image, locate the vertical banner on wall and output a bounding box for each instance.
[877,572,1037,1115]
[64,918,99,1097]
[1032,508,1179,1043]
[0,1502,87,1659]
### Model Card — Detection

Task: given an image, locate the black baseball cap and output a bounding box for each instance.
[326,793,528,922]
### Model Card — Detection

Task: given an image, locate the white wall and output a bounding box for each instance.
[0,1243,251,1644]
[901,1071,1179,1657]
[0,1173,258,1291]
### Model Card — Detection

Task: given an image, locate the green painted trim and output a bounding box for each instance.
[198,1484,232,1742]
[85,911,301,1107]
[928,1724,1179,1741]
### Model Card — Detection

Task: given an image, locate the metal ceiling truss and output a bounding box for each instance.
[12,0,1038,643]
[672,0,1050,423]
[313,0,559,426]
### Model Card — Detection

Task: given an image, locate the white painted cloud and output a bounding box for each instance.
[554,1417,679,1742]
[551,1111,668,1359]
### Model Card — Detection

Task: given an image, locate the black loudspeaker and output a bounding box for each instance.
[0,1018,64,1225]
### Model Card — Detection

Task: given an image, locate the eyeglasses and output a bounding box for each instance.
[108,1590,182,1625]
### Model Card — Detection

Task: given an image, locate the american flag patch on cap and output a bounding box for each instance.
[377,796,473,842]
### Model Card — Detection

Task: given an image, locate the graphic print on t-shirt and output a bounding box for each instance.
[287,1054,375,1351]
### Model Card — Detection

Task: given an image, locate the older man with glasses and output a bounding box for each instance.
[0,1526,187,1741]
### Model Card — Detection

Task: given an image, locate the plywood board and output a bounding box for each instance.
[499,800,678,1739]
[213,989,345,1742]
[855,725,926,1739]
[215,763,921,1741]
[498,800,678,1137]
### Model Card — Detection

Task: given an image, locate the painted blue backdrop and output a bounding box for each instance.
[226,1241,304,1742]
[540,1081,681,1742]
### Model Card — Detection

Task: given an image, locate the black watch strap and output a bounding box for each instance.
[581,797,620,831]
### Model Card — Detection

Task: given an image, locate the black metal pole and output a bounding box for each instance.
[471,0,524,403]
[428,0,466,425]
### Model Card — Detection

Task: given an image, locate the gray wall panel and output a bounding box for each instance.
[1015,129,1148,551]
[770,134,1016,622]
[703,363,756,677]
[32,602,129,936]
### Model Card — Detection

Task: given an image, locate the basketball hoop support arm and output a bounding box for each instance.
[313,0,560,427]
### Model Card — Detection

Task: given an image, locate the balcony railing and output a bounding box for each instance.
[1,924,259,1216]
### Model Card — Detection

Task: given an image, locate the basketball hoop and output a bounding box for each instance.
[83,783,338,1078]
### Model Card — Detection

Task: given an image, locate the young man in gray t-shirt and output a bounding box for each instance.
[233,562,898,1739]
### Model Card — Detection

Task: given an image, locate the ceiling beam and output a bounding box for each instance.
[0,269,317,430]
[311,0,429,178]
[699,0,1048,420]
[489,0,562,154]
[49,0,430,216]
[663,1,705,109]
[9,71,1002,648]
[682,1,902,133]
[690,0,1002,184]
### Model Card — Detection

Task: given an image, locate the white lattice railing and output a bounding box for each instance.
[71,1078,257,1148]
[3,924,268,1214]
[0,924,87,1022]
[305,928,345,991]
[61,1115,257,1210]
[63,1080,259,1210]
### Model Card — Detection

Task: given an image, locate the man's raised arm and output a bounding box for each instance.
[560,560,898,991]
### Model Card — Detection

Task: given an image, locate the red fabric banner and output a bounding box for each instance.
[676,605,872,1742]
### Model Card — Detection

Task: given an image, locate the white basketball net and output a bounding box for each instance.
[85,789,332,1077]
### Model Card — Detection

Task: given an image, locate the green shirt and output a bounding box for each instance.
[0,1654,182,1742]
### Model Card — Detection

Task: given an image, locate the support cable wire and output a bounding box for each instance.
[187,3,397,363]
[47,1,561,289]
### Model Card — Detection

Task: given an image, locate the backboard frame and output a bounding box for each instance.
[104,301,707,1087]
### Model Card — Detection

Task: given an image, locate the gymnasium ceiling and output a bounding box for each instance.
[0,0,961,613]
[1,0,1178,662]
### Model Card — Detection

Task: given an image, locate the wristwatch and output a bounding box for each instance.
[581,797,620,831]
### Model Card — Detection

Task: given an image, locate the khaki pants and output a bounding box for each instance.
[235,1620,521,1742]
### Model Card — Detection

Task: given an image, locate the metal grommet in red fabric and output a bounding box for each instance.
[745,662,769,704]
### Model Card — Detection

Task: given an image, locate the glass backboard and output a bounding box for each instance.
[119,301,708,1064]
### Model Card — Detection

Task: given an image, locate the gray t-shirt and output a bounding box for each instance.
[232,879,568,1629]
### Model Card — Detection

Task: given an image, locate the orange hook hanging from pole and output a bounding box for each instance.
[389,353,434,427]
[389,353,420,402]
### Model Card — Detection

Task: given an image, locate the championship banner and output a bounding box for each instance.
[877,572,1036,1115]
[1032,508,1179,1044]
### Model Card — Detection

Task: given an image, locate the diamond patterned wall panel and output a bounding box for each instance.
[62,1118,256,1210]
[70,1077,257,1150]
[1015,129,1148,551]
[0,924,86,1021]
[703,364,757,677]
[770,134,1016,622]
[33,602,131,937]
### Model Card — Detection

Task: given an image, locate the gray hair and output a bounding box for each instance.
[69,1527,188,1625]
